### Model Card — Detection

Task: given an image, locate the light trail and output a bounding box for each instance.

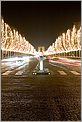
[49,58,81,67]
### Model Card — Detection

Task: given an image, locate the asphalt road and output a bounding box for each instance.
[1,57,81,121]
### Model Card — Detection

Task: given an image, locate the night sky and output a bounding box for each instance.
[1,1,81,50]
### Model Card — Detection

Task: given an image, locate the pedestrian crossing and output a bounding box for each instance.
[58,71,67,75]
[1,63,28,76]
[70,71,80,75]
[15,70,24,75]
[2,71,12,75]
[1,69,80,76]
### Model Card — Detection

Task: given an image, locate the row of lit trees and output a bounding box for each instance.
[1,18,36,55]
[46,25,81,57]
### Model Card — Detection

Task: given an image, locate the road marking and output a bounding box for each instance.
[16,65,25,70]
[15,70,24,75]
[49,62,57,67]
[15,63,27,70]
[70,71,80,75]
[58,71,67,75]
[2,71,12,75]
[49,62,67,70]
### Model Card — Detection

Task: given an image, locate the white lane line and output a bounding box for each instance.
[49,62,67,70]
[15,63,27,70]
[70,71,80,75]
[58,71,67,75]
[2,71,12,75]
[49,62,57,67]
[15,70,24,75]
[15,65,25,70]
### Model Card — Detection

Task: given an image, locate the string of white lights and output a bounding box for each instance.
[1,18,36,55]
[46,25,81,55]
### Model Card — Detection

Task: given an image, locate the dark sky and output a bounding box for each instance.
[1,1,81,50]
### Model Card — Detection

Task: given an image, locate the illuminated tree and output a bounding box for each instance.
[1,19,5,49]
[77,27,81,50]
[62,33,66,51]
[1,18,36,55]
[46,25,81,55]
[71,25,77,50]
[66,29,71,50]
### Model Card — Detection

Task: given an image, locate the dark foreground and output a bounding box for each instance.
[1,59,81,121]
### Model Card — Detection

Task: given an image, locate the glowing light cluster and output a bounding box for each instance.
[46,25,81,55]
[1,18,37,55]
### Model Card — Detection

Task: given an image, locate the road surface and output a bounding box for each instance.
[1,56,81,121]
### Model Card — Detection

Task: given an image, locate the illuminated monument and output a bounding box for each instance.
[38,46,45,52]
